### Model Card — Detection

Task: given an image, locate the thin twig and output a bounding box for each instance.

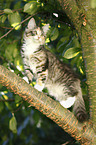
[0,8,23,15]
[1,26,12,29]
[0,28,15,40]
[0,15,34,40]
[0,99,15,102]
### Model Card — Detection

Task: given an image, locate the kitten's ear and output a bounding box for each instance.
[42,24,49,35]
[27,18,36,29]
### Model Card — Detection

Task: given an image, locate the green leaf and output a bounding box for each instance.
[72,37,80,48]
[77,56,84,74]
[8,12,21,30]
[60,36,69,42]
[2,95,12,110]
[33,111,40,125]
[23,2,39,15]
[50,27,59,41]
[15,95,22,107]
[14,1,21,9]
[56,36,69,52]
[0,15,7,23]
[64,47,80,59]
[5,42,18,61]
[4,8,13,14]
[9,116,17,133]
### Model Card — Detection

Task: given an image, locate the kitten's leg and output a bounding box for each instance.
[24,69,33,83]
[23,57,33,83]
[34,70,48,92]
[31,50,48,92]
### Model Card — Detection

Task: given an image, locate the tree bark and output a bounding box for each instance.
[57,0,96,132]
[0,65,96,144]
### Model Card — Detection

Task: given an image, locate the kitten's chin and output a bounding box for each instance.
[34,40,45,46]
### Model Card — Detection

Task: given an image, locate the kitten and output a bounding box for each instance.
[21,18,87,122]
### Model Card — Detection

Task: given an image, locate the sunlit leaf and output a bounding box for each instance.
[4,8,13,14]
[77,56,84,74]
[79,66,84,74]
[23,2,39,15]
[11,22,21,30]
[8,12,21,30]
[9,116,17,133]
[64,47,80,59]
[45,38,50,43]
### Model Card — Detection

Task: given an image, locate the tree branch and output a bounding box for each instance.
[57,0,96,133]
[0,65,95,144]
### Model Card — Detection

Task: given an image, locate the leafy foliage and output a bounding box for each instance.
[9,116,17,133]
[0,0,88,145]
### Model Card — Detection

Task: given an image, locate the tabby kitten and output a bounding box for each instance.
[21,18,87,122]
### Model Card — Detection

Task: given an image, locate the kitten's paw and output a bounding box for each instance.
[23,76,29,83]
[34,84,44,92]
[60,96,76,108]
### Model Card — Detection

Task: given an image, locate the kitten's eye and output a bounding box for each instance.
[32,30,37,35]
[30,31,34,35]
[35,31,37,35]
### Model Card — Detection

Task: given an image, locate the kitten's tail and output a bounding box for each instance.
[73,89,88,122]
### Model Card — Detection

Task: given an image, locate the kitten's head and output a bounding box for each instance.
[24,18,49,45]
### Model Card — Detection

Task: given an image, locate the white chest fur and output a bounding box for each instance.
[22,36,41,73]
[23,36,40,56]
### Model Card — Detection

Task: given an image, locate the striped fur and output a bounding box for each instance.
[21,18,87,122]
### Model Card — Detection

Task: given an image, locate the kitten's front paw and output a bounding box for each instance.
[23,76,29,83]
[60,96,76,108]
[34,84,44,92]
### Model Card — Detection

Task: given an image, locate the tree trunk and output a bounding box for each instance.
[57,0,96,132]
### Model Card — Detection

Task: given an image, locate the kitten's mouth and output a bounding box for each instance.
[34,35,45,44]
